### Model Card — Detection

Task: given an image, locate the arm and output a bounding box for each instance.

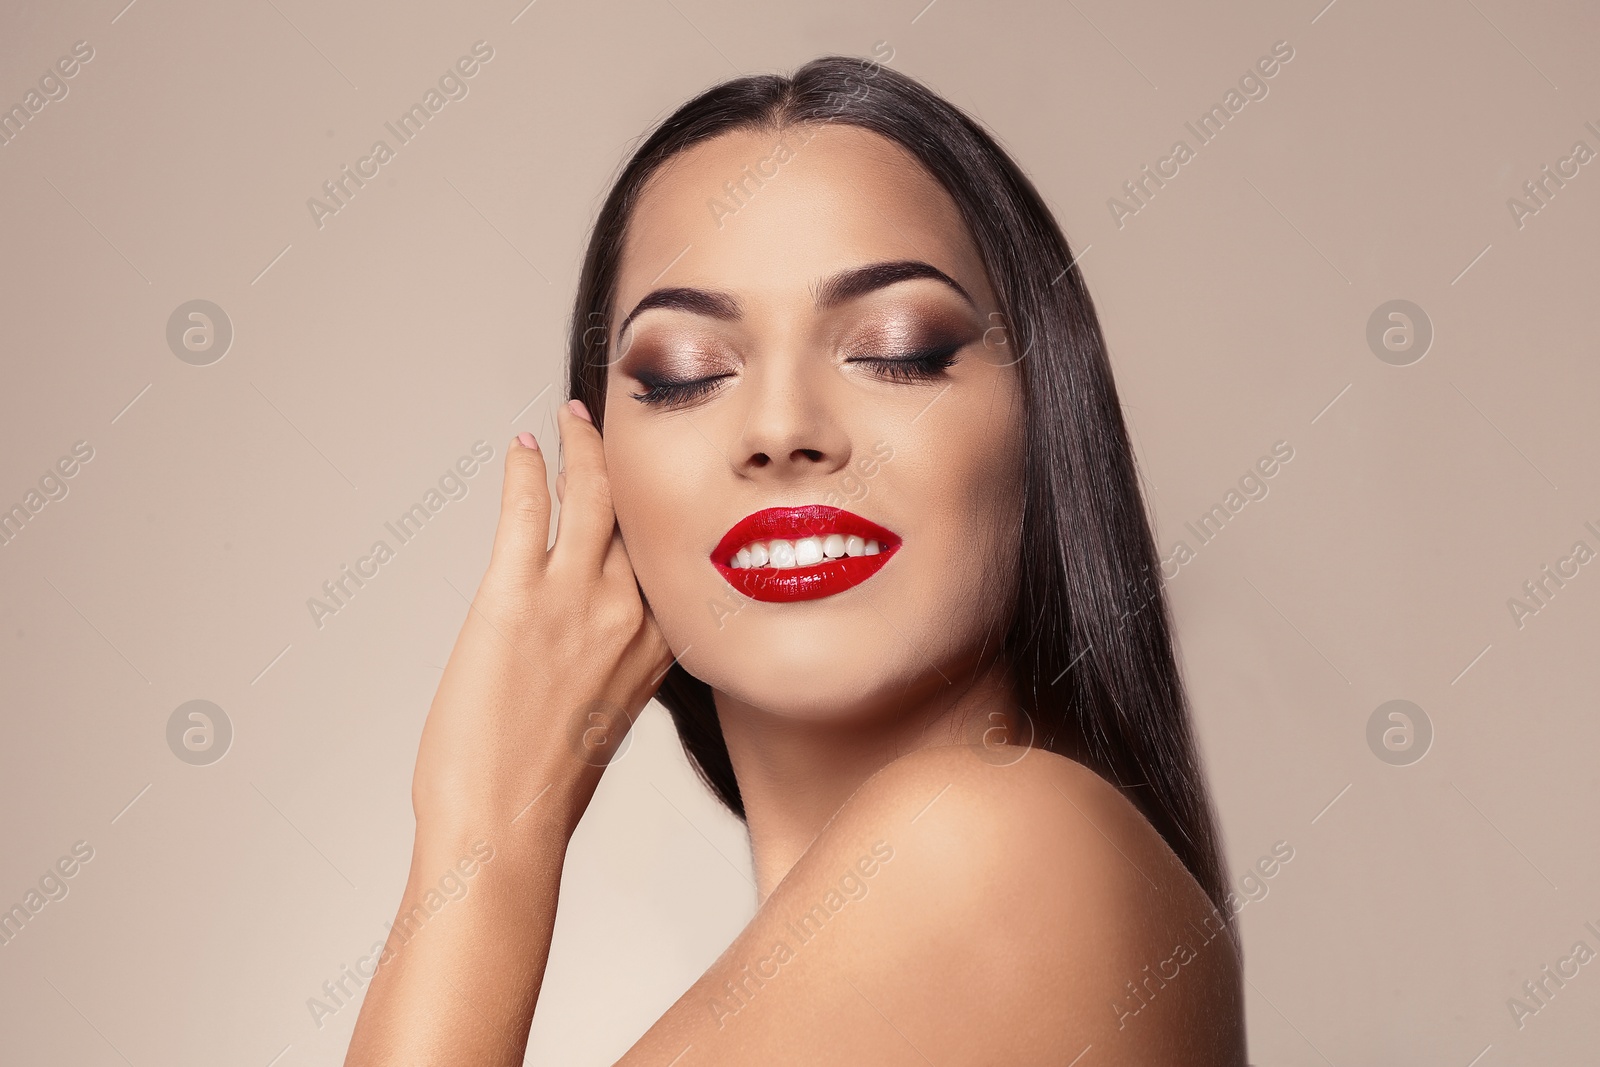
[345,401,671,1064]
[342,815,570,1064]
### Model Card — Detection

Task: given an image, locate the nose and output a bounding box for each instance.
[732,358,852,481]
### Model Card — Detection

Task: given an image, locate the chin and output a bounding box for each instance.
[662,588,958,723]
[685,652,925,723]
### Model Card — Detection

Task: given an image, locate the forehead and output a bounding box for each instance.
[614,123,994,323]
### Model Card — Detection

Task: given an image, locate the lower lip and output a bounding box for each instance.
[713,549,899,603]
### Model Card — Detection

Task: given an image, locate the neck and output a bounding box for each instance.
[714,656,1020,903]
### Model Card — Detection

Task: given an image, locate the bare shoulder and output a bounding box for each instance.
[620,744,1245,1066]
[845,739,1185,876]
[847,745,1242,996]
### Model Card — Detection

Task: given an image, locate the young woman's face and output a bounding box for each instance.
[602,123,1026,721]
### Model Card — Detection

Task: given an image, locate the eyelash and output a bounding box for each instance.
[629,372,731,408]
[849,342,962,383]
[628,343,962,408]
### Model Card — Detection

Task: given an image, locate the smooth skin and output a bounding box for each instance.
[346,123,1244,1065]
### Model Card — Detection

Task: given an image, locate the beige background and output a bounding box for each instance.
[1,0,1596,1063]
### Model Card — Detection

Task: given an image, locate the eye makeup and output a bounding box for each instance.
[846,341,963,384]
[617,327,740,408]
[629,368,734,407]
[618,301,982,409]
[840,304,978,385]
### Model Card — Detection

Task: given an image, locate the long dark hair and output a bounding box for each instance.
[566,56,1231,920]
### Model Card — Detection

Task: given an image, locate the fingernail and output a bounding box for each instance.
[516,432,538,450]
[568,399,593,424]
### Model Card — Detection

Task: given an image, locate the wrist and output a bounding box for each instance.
[412,762,596,868]
[397,817,567,942]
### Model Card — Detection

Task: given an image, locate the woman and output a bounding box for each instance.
[347,56,1245,1065]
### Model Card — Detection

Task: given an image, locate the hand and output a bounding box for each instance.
[409,399,672,841]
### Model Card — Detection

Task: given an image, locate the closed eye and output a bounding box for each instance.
[847,342,962,383]
[629,342,960,406]
[629,371,734,408]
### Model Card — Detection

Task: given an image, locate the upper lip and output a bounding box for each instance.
[712,505,900,565]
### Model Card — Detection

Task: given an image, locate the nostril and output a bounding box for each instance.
[750,453,771,467]
[795,449,823,462]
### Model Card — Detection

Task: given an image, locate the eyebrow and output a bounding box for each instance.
[615,259,975,338]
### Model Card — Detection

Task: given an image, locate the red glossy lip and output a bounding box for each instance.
[712,505,901,603]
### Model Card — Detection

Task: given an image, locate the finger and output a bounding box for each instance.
[550,399,616,574]
[487,432,551,581]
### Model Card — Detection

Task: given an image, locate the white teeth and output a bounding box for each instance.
[769,540,797,568]
[726,532,891,569]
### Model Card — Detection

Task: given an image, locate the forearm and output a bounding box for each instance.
[344,808,579,1065]
[343,409,668,1063]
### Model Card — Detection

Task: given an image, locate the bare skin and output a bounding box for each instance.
[345,123,1245,1065]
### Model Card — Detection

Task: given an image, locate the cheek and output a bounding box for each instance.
[926,375,1024,541]
[934,420,1025,621]
[969,449,1025,588]
[874,381,1026,646]
[603,419,719,642]
[606,436,677,565]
